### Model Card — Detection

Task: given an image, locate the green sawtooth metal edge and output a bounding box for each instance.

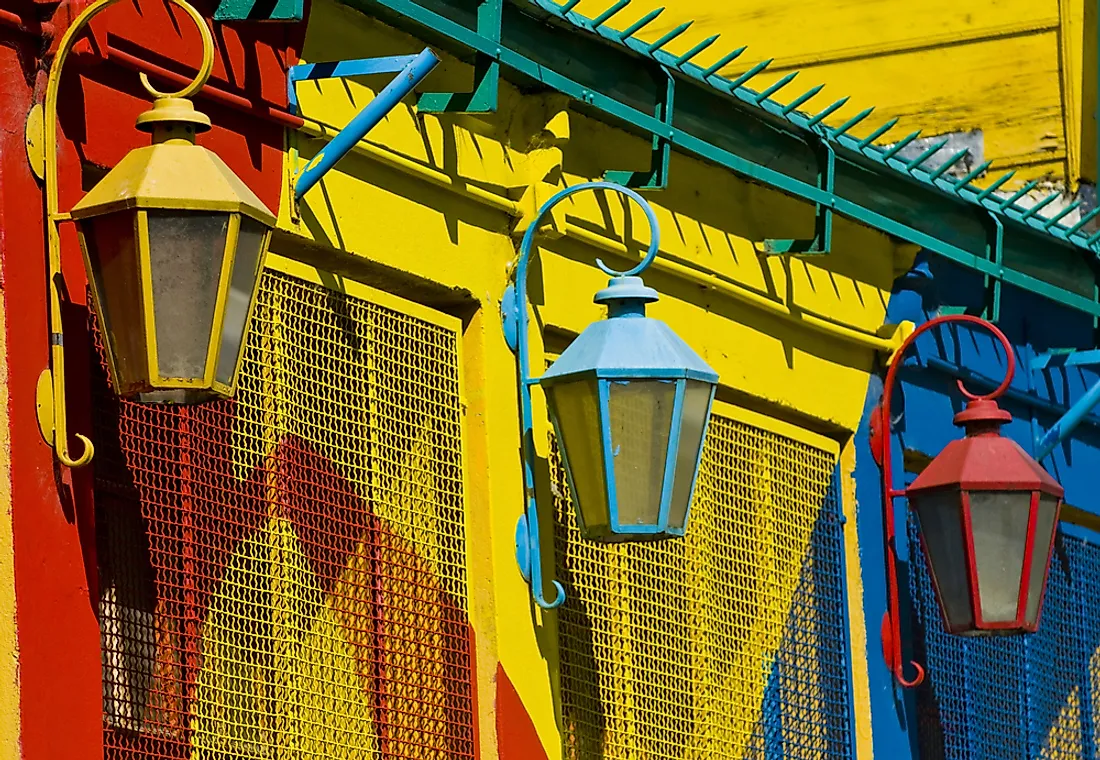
[528,0,1095,255]
[348,0,1100,317]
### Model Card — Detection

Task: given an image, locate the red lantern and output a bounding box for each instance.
[871,314,1065,688]
[907,398,1063,635]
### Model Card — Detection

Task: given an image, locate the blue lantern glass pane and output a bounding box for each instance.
[608,379,676,529]
[1025,494,1058,626]
[667,381,713,531]
[911,488,973,631]
[546,379,609,535]
[969,490,1031,624]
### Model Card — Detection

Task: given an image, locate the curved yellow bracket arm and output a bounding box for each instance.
[39,0,214,467]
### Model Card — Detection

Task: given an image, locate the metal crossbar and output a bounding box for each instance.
[347,0,1100,321]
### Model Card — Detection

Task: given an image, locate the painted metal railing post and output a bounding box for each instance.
[502,180,661,610]
[417,0,501,112]
[1035,377,1100,460]
[293,48,440,201]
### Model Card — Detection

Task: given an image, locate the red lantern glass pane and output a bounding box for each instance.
[912,489,973,630]
[968,490,1032,624]
[147,211,229,380]
[607,379,676,528]
[80,212,147,390]
[1025,494,1060,626]
[546,379,609,535]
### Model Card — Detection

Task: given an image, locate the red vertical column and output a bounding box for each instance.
[0,28,104,760]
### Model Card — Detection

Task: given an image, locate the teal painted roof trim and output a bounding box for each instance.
[525,0,1096,255]
[345,0,1100,318]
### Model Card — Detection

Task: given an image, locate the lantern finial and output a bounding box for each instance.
[135,97,212,139]
[953,398,1012,435]
[594,275,658,318]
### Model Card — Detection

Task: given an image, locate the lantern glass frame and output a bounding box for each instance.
[911,484,1062,636]
[76,209,270,401]
[70,97,275,403]
[545,371,717,542]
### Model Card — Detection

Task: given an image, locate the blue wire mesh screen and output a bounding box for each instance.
[553,414,854,759]
[910,517,1100,758]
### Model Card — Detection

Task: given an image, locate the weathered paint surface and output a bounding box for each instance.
[0,4,302,759]
[280,1,911,756]
[564,0,1090,187]
[0,41,18,760]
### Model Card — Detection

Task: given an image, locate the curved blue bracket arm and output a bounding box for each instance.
[503,181,661,610]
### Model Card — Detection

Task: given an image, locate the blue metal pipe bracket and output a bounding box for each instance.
[1034,349,1100,460]
[290,48,441,201]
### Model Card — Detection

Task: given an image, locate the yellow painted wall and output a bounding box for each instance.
[277,1,919,756]
[564,0,1092,189]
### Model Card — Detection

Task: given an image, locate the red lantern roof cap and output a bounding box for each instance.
[953,398,1012,428]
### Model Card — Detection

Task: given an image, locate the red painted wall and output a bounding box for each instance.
[496,664,549,760]
[0,3,302,758]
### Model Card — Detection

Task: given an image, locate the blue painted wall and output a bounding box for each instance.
[857,250,1100,757]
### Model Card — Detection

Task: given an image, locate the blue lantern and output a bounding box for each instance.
[502,182,719,609]
[541,275,718,541]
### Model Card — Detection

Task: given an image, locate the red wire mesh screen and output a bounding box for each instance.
[92,270,475,760]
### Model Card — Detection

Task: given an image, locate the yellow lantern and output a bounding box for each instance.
[70,96,276,403]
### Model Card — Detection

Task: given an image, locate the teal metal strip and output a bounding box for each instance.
[523,0,1096,255]
[983,215,1005,322]
[764,142,834,255]
[417,0,501,112]
[215,0,303,20]
[347,0,1100,319]
[604,67,674,189]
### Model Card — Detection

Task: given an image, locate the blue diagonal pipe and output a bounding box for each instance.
[1035,377,1100,460]
[294,47,440,200]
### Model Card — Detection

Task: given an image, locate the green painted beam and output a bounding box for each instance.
[345,0,1100,319]
[214,0,303,20]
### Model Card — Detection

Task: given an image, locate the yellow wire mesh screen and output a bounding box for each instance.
[555,413,852,759]
[92,269,475,760]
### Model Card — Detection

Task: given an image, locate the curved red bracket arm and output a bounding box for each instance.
[874,314,1015,688]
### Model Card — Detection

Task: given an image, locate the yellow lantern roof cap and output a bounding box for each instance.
[70,141,275,226]
[135,97,211,133]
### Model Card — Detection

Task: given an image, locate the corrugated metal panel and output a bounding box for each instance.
[555,409,853,759]
[93,268,475,760]
[911,518,1100,759]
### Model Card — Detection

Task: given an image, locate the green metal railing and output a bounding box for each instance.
[349,0,1100,324]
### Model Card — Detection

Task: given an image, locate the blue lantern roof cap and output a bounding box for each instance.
[594,275,659,306]
[540,308,719,385]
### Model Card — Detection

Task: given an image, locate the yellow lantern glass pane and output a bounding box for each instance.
[214,219,266,385]
[147,211,229,381]
[608,379,675,529]
[969,490,1031,624]
[1025,495,1059,626]
[80,212,148,390]
[667,381,713,531]
[546,379,609,535]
